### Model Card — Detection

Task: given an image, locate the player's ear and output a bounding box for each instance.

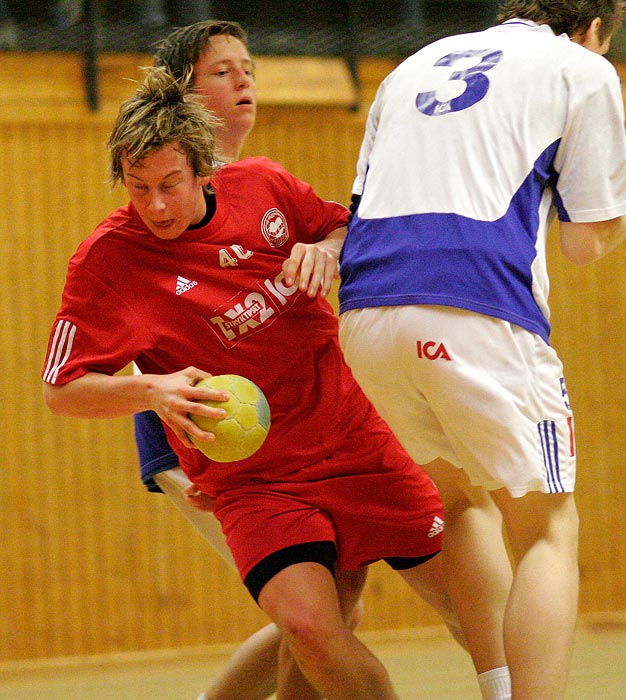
[573,17,610,54]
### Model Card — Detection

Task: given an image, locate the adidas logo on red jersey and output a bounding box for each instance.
[176,276,198,295]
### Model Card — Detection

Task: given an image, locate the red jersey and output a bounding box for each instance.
[43,157,358,494]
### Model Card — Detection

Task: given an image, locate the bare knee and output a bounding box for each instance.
[492,490,579,563]
[278,607,349,672]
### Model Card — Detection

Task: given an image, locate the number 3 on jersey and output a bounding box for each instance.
[416,48,503,116]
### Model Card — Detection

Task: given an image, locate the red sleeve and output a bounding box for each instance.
[245,157,350,244]
[42,260,153,385]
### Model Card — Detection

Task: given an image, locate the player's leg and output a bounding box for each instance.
[412,457,513,700]
[157,470,370,700]
[393,457,513,700]
[389,545,467,650]
[421,458,512,674]
[275,636,322,700]
[491,489,579,700]
[197,623,280,700]
[258,560,399,700]
[271,567,369,700]
[335,567,368,627]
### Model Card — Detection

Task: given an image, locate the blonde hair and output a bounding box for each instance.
[108,66,221,185]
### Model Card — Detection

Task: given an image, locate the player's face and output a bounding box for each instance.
[192,35,257,140]
[122,144,211,240]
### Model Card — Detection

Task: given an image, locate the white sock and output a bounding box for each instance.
[477,666,511,700]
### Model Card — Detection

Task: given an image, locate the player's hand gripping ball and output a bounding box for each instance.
[190,374,271,462]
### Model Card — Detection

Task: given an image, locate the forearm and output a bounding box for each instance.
[560,216,626,265]
[43,371,157,419]
[43,366,229,449]
[319,225,347,258]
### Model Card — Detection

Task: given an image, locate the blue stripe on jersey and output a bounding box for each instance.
[339,140,561,344]
[538,419,564,493]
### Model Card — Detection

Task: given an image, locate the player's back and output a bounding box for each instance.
[356,19,617,223]
[340,19,625,340]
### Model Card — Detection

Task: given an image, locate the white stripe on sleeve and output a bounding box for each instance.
[43,320,77,384]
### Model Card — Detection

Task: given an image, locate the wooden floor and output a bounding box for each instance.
[1,615,625,700]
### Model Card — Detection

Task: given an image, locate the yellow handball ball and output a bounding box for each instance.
[189,374,271,463]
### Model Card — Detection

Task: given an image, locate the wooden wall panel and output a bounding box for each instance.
[547,236,626,614]
[1,52,625,662]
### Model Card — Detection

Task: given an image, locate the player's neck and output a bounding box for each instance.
[217,121,254,162]
[216,134,246,163]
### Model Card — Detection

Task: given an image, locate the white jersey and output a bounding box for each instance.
[339,20,626,343]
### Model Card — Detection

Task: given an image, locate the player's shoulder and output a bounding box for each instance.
[221,155,287,175]
[216,156,299,188]
[535,34,621,100]
[567,40,619,80]
[72,204,141,265]
[512,22,618,82]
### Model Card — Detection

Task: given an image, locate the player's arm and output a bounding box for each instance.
[43,369,229,448]
[282,226,347,298]
[559,216,626,265]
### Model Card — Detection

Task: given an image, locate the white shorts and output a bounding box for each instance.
[339,306,576,497]
[154,468,236,568]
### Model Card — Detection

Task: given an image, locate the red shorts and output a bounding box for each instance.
[212,407,443,582]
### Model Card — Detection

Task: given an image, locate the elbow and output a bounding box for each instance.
[43,382,68,416]
[561,247,599,267]
[559,218,626,267]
